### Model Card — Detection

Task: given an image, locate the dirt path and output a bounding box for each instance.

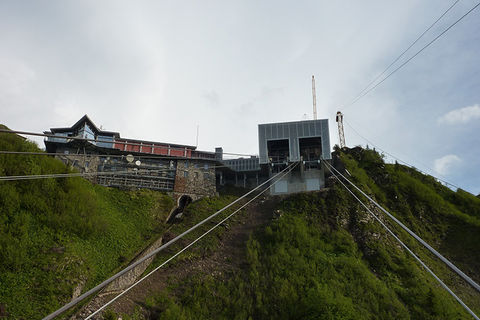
[84,196,279,318]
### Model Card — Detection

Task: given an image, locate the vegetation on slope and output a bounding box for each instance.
[0,127,174,319]
[118,147,480,320]
[339,147,480,283]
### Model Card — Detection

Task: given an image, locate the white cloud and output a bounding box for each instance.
[438,104,480,125]
[433,154,461,175]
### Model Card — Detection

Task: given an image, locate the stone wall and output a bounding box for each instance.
[173,159,216,200]
[100,236,164,295]
[74,235,165,319]
[55,153,101,183]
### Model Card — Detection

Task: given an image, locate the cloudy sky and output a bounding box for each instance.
[1,0,479,194]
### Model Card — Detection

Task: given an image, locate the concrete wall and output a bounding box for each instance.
[270,166,325,195]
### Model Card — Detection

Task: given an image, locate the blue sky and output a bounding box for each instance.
[0,0,479,194]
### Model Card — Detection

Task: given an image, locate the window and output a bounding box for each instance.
[267,139,289,163]
[185,161,189,168]
[85,161,90,168]
[204,164,209,170]
[184,171,188,178]
[194,172,199,179]
[299,137,322,161]
[203,172,209,180]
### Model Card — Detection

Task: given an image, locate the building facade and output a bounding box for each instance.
[215,119,332,195]
[44,115,216,200]
[258,119,331,194]
[215,147,264,189]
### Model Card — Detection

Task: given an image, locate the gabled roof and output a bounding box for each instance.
[49,114,120,138]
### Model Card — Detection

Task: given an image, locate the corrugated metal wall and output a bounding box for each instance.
[258,119,331,164]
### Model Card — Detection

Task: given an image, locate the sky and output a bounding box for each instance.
[0,0,479,194]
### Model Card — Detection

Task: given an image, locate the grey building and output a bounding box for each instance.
[215,147,263,188]
[258,119,331,195]
[216,119,332,195]
[258,119,331,164]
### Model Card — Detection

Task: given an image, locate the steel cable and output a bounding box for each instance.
[324,159,479,320]
[85,162,298,319]
[42,162,296,319]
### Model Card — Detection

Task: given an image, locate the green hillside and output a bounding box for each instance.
[0,127,175,318]
[2,127,480,319]
[130,147,480,319]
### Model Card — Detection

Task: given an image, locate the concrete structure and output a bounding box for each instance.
[45,115,331,198]
[215,119,331,195]
[44,115,217,199]
[258,119,331,164]
[258,119,331,195]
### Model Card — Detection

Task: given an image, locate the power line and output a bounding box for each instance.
[0,129,256,158]
[346,0,460,107]
[343,119,463,190]
[0,150,245,174]
[323,160,479,320]
[84,162,298,319]
[0,168,175,181]
[0,150,198,160]
[345,1,480,108]
[42,163,295,320]
[324,160,480,293]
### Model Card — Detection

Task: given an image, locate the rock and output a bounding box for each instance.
[51,246,65,254]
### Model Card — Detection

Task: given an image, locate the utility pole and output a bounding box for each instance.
[336,111,346,148]
[312,75,317,120]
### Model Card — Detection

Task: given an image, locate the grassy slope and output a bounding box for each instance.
[0,127,174,319]
[127,147,480,320]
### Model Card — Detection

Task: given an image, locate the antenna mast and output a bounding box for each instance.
[336,111,346,148]
[312,75,317,120]
[195,125,199,147]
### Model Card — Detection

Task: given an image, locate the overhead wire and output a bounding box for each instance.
[347,0,460,106]
[0,168,176,181]
[84,162,298,319]
[343,119,463,190]
[0,150,212,160]
[42,162,296,320]
[0,163,242,182]
[344,1,480,108]
[323,159,479,320]
[0,151,258,182]
[323,160,480,293]
[0,129,257,158]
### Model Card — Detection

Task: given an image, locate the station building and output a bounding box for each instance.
[216,119,332,195]
[44,115,217,201]
[45,115,331,198]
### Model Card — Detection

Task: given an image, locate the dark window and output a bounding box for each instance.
[299,137,322,162]
[267,139,290,163]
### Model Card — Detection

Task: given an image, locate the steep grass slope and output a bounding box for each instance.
[127,147,480,320]
[0,127,174,319]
